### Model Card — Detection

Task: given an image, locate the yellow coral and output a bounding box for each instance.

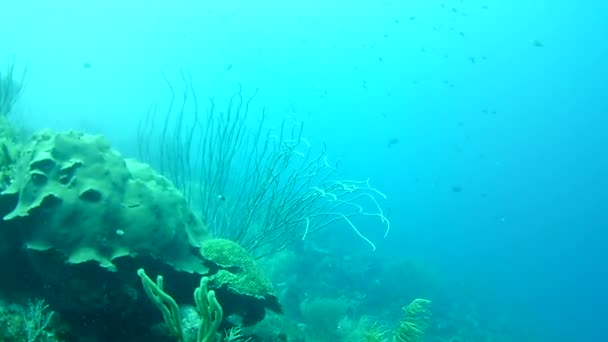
[361,321,390,342]
[393,298,432,342]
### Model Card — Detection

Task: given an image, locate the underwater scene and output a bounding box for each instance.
[0,0,606,341]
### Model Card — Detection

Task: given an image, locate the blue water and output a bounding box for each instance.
[2,1,607,340]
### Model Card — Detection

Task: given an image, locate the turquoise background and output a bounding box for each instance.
[2,1,606,340]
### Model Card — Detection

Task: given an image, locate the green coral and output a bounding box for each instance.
[393,298,432,342]
[198,239,281,326]
[0,132,18,190]
[0,58,25,118]
[361,322,390,342]
[200,239,276,299]
[0,58,27,191]
[1,130,209,273]
[137,269,223,342]
[0,299,61,342]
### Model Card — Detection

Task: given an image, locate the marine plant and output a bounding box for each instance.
[360,321,390,342]
[137,268,223,342]
[138,73,390,258]
[393,298,432,342]
[0,57,25,117]
[223,327,251,342]
[0,298,59,342]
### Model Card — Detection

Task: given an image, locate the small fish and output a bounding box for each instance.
[226,64,233,71]
[83,62,92,69]
[532,39,544,47]
[387,138,399,148]
[451,186,463,193]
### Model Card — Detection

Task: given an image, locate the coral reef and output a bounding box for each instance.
[0,116,22,191]
[0,129,217,339]
[137,269,223,342]
[1,130,209,273]
[200,239,282,326]
[0,299,63,342]
[0,92,526,342]
[299,296,351,338]
[0,59,24,118]
[394,298,432,342]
